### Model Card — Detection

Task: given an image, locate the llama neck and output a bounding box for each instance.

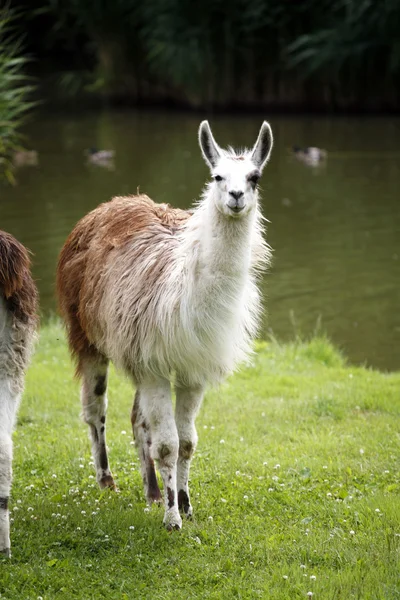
[181,190,258,295]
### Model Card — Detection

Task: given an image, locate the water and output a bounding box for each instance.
[1,110,399,371]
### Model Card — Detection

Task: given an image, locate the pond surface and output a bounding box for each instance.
[1,111,399,371]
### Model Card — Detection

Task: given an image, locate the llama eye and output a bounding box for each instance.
[214,175,223,182]
[249,175,260,185]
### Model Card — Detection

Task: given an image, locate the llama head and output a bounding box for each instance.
[198,120,273,218]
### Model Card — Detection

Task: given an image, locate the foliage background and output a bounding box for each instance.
[9,0,400,111]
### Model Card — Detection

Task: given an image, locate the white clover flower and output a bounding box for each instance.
[243,495,249,500]
[220,498,227,503]
[359,449,364,455]
[208,516,213,521]
[220,439,225,444]
[310,575,316,580]
[283,575,288,580]
[307,593,313,598]
[129,525,135,530]
[27,507,34,512]
[300,564,306,569]
[121,430,127,435]
[350,530,355,535]
[274,464,280,470]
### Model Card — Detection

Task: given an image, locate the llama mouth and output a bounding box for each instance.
[227,205,245,215]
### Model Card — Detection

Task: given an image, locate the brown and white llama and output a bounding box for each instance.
[56,121,273,530]
[0,232,38,556]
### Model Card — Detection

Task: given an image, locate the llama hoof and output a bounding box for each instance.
[0,547,11,558]
[99,474,118,491]
[146,488,163,506]
[163,511,182,531]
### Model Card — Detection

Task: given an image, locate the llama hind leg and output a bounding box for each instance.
[79,355,116,490]
[140,377,181,530]
[0,379,21,557]
[131,390,162,504]
[175,384,204,519]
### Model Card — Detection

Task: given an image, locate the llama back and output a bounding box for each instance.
[56,194,191,374]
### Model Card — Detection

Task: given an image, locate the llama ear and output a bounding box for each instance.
[251,121,273,171]
[198,121,221,169]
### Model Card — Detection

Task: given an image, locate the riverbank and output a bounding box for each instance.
[2,321,400,598]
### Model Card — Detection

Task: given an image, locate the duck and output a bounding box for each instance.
[292,146,327,166]
[13,150,38,168]
[85,148,115,169]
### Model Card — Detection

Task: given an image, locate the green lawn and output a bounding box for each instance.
[2,322,400,599]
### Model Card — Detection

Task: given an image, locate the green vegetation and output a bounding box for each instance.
[1,321,399,598]
[23,0,400,109]
[0,7,35,184]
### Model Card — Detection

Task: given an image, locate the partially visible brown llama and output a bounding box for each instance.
[0,231,38,556]
[57,121,273,530]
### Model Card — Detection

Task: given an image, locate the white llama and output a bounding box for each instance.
[0,231,38,556]
[56,121,273,530]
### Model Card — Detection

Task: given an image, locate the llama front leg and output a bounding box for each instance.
[175,384,204,519]
[79,356,116,490]
[140,378,181,530]
[0,380,21,557]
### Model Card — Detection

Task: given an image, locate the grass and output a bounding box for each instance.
[1,321,400,599]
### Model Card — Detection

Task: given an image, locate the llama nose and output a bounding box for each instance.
[229,190,244,201]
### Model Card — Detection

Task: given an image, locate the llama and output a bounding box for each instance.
[0,232,38,556]
[56,121,273,530]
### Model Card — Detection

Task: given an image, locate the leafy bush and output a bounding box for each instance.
[0,7,35,184]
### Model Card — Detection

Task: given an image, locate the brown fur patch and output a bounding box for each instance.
[56,195,191,375]
[178,489,190,513]
[147,459,162,502]
[0,231,38,324]
[0,497,9,510]
[167,487,175,509]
